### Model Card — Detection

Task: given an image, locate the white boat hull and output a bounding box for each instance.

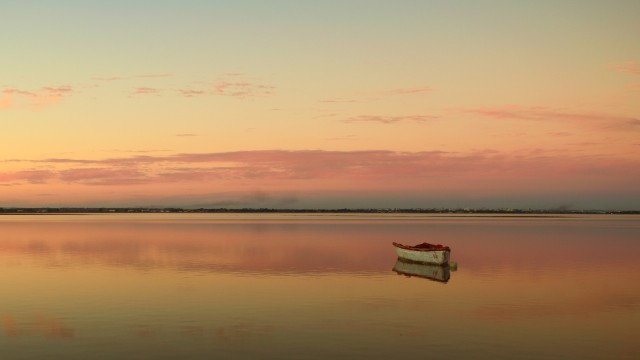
[394,247,450,265]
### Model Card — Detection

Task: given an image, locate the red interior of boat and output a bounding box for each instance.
[392,242,451,252]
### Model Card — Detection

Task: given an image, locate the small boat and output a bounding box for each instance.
[392,242,451,265]
[392,259,450,283]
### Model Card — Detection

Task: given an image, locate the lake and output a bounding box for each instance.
[1,214,639,359]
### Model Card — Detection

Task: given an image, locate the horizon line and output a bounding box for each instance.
[1,207,638,215]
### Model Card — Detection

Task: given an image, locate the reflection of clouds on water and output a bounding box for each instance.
[0,216,638,359]
[2,314,74,338]
[0,222,394,274]
[320,314,429,340]
[473,294,640,320]
[25,241,52,254]
[214,323,276,344]
[128,322,276,343]
[340,297,443,313]
[2,216,640,277]
[179,325,206,338]
[131,324,159,338]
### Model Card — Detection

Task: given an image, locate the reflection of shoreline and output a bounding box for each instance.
[392,258,451,283]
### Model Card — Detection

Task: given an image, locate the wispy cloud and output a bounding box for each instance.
[0,91,12,109]
[95,74,275,98]
[10,150,450,186]
[42,86,73,95]
[117,149,172,154]
[173,74,274,99]
[2,89,34,96]
[59,168,148,185]
[4,149,636,193]
[319,86,432,105]
[178,89,206,97]
[0,86,74,110]
[136,73,173,79]
[176,133,198,137]
[342,115,438,124]
[326,134,356,141]
[386,86,432,95]
[131,87,159,95]
[548,131,572,137]
[0,170,56,184]
[609,61,640,76]
[609,62,640,92]
[320,98,358,103]
[604,118,640,131]
[464,105,638,130]
[212,81,275,98]
[93,74,173,81]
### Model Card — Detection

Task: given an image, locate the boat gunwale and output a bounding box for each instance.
[392,242,451,253]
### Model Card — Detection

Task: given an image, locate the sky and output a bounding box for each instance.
[1,0,639,210]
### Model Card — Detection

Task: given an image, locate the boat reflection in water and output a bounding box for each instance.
[392,258,451,283]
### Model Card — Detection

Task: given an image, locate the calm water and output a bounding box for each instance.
[1,214,639,359]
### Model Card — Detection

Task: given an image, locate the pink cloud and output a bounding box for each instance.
[93,74,173,81]
[173,75,274,99]
[0,170,56,184]
[386,86,432,95]
[58,168,148,185]
[120,149,171,154]
[3,88,36,96]
[29,150,511,174]
[92,76,123,81]
[90,74,271,99]
[548,131,572,137]
[603,118,640,131]
[609,61,640,76]
[42,86,73,95]
[327,134,356,141]
[37,158,96,164]
[155,169,235,182]
[213,81,274,98]
[135,73,173,79]
[608,62,640,93]
[342,115,438,124]
[131,87,159,95]
[320,98,358,103]
[178,89,206,97]
[22,149,637,177]
[0,86,73,110]
[321,86,432,104]
[0,92,12,109]
[4,149,638,209]
[464,105,638,130]
[33,86,74,108]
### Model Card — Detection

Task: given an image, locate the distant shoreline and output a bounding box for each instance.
[0,208,638,215]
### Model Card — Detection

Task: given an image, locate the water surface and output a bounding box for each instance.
[1,214,639,359]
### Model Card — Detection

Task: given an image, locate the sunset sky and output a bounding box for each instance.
[2,1,639,209]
